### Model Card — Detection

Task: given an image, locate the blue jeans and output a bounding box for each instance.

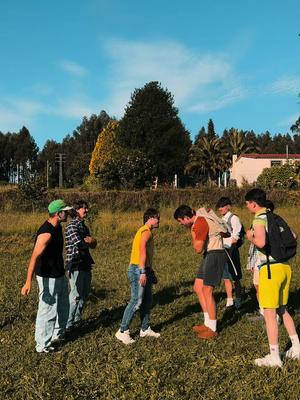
[67,270,92,328]
[35,275,69,352]
[120,264,153,332]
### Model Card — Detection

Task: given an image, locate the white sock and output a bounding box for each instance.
[226,298,234,307]
[259,308,264,316]
[204,312,210,327]
[269,344,280,359]
[208,319,217,332]
[290,335,300,349]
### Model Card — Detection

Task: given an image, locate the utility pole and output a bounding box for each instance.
[55,153,66,188]
[46,160,49,188]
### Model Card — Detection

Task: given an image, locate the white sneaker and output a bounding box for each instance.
[254,353,282,368]
[284,347,300,360]
[140,327,160,338]
[115,329,135,345]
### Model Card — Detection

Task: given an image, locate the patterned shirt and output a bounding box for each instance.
[65,217,94,271]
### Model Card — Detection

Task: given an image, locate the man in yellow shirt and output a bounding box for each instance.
[115,208,160,345]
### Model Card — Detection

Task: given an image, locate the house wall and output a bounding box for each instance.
[230,156,289,187]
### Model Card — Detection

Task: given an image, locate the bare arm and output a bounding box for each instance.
[21,233,51,296]
[246,224,266,249]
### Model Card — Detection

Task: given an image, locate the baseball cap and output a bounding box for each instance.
[48,199,72,214]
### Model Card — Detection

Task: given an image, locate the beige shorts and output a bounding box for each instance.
[253,266,259,286]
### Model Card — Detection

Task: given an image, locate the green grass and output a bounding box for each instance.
[1,208,300,399]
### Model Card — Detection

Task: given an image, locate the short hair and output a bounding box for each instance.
[265,199,275,212]
[245,188,267,207]
[73,199,89,210]
[173,205,194,220]
[143,208,159,224]
[216,197,232,208]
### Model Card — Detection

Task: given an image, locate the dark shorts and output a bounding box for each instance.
[197,250,227,287]
[222,246,242,281]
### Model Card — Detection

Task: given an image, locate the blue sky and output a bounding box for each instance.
[0,0,299,149]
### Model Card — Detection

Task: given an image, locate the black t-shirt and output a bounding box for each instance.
[35,221,65,278]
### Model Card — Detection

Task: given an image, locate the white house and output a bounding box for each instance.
[230,154,300,187]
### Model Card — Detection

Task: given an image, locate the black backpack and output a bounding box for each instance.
[264,211,297,279]
[227,214,245,248]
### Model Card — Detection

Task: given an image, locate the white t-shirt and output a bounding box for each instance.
[222,211,242,248]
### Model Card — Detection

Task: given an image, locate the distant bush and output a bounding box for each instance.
[257,164,297,189]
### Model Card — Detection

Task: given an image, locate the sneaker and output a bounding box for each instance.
[197,327,218,340]
[254,354,282,368]
[140,327,160,338]
[192,324,210,333]
[37,346,60,354]
[115,329,135,345]
[51,335,66,346]
[284,346,300,360]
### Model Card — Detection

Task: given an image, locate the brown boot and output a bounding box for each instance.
[192,324,209,333]
[197,327,218,340]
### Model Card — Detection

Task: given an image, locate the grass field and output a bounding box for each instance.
[1,207,300,400]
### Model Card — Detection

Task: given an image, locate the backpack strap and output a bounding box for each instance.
[258,211,272,279]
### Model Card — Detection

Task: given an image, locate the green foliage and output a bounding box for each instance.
[18,176,48,211]
[97,150,155,190]
[0,127,39,183]
[257,163,297,189]
[119,81,191,182]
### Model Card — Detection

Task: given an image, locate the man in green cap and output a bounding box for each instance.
[21,199,72,353]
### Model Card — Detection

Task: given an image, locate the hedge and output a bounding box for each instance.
[0,187,299,212]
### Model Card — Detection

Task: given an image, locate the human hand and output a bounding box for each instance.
[21,282,31,296]
[139,274,147,286]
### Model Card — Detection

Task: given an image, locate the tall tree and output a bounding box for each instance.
[89,121,121,177]
[118,81,191,182]
[207,118,217,140]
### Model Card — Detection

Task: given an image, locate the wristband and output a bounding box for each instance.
[139,269,146,274]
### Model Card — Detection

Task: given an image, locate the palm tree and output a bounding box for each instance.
[185,136,225,185]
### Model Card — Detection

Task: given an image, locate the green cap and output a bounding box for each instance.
[48,199,72,214]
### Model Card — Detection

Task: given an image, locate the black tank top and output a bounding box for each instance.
[35,221,65,278]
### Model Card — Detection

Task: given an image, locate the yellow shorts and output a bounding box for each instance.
[259,263,291,309]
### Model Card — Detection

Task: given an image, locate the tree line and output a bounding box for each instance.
[1,82,300,189]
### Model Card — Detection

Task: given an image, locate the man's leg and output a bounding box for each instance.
[67,271,80,329]
[119,266,142,332]
[254,265,283,367]
[193,278,209,328]
[224,279,233,307]
[202,285,217,330]
[35,277,58,352]
[52,276,69,341]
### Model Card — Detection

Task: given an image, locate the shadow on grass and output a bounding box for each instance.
[65,284,300,343]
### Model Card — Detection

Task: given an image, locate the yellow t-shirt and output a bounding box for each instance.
[130,224,153,267]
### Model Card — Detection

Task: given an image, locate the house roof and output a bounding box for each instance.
[236,153,300,161]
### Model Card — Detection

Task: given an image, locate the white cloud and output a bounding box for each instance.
[0,99,46,132]
[103,39,246,116]
[267,76,300,95]
[278,113,299,128]
[54,98,95,119]
[58,60,88,77]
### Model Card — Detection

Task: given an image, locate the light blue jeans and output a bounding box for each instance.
[120,264,153,332]
[67,270,92,329]
[35,275,69,352]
